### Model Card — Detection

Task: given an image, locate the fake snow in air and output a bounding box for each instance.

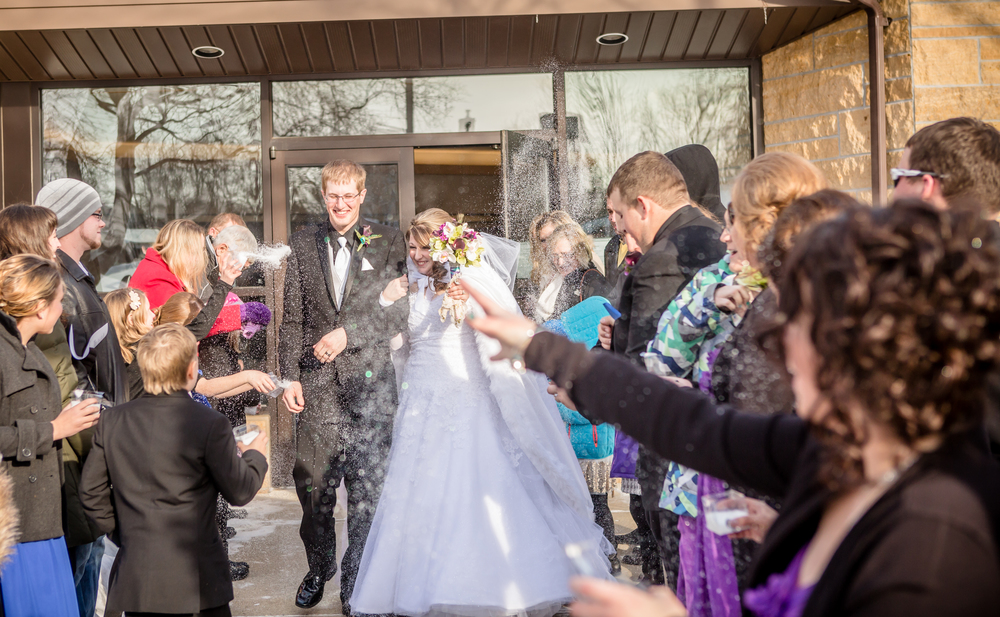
[238,243,292,269]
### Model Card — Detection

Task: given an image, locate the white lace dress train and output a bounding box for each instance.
[351,269,610,617]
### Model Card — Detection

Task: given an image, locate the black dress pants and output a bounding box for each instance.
[293,419,391,611]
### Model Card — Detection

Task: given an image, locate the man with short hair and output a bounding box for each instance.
[892,117,1000,214]
[280,159,408,611]
[38,178,129,617]
[80,323,268,617]
[600,151,726,590]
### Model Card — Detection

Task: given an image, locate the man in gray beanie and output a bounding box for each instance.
[37,178,129,617]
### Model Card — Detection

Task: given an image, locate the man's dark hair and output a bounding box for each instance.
[906,117,1000,214]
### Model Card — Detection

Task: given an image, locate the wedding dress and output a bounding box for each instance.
[351,247,612,617]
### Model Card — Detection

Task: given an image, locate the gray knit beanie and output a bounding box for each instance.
[36,178,103,238]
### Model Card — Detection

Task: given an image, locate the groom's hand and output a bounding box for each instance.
[283,381,305,413]
[313,327,348,363]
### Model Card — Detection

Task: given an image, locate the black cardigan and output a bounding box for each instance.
[527,332,1000,617]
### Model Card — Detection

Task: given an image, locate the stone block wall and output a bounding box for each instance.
[911,1,1000,130]
[762,0,914,202]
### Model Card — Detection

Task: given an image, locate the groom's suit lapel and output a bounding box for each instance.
[315,225,339,310]
[341,217,369,308]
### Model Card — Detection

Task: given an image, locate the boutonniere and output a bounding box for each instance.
[355,225,382,251]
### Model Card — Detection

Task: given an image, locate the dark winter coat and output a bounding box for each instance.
[279,217,408,436]
[603,234,625,306]
[80,391,267,614]
[612,205,725,509]
[711,288,795,416]
[56,249,128,406]
[529,332,1000,617]
[0,310,65,543]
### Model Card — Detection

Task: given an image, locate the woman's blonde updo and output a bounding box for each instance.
[528,210,576,286]
[407,208,455,292]
[730,152,827,254]
[0,254,62,319]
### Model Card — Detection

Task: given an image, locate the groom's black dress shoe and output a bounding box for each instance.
[295,573,326,608]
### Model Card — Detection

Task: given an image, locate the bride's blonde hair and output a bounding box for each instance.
[407,208,455,293]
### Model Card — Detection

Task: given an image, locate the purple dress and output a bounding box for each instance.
[742,545,815,617]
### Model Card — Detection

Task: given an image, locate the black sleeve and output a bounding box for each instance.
[186,278,233,342]
[525,331,808,498]
[204,414,267,507]
[79,417,116,536]
[278,248,304,383]
[625,253,685,361]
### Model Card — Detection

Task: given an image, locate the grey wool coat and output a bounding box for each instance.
[0,309,65,543]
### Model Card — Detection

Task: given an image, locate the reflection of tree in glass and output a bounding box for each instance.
[42,84,261,287]
[273,79,458,137]
[272,79,457,137]
[566,70,751,227]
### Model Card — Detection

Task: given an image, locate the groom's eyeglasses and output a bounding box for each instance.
[324,193,360,204]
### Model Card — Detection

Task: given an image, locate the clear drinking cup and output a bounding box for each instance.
[701,489,750,535]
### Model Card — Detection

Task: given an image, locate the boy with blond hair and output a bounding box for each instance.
[81,324,268,617]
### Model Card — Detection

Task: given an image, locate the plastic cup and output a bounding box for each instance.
[701,489,750,535]
[71,389,106,411]
[265,372,284,398]
[233,423,261,446]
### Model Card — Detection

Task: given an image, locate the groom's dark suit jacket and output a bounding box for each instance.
[279,217,408,431]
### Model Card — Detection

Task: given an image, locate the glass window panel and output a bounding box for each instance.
[287,164,399,237]
[565,68,752,247]
[414,146,503,236]
[41,83,262,292]
[273,74,553,137]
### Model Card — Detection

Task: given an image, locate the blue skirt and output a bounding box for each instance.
[0,536,78,617]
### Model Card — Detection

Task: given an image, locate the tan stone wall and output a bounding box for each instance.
[912,0,1000,130]
[762,0,914,202]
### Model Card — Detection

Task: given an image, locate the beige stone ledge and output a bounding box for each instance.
[981,37,1000,59]
[815,155,872,191]
[839,101,915,156]
[763,64,866,122]
[915,84,1000,121]
[912,4,1000,28]
[913,38,980,85]
[762,35,813,81]
[982,61,1000,83]
[769,137,841,160]
[914,25,1000,38]
[886,18,913,56]
[764,113,839,145]
[815,27,868,70]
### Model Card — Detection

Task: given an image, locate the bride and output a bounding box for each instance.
[351,208,612,617]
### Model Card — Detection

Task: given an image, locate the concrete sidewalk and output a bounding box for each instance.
[229,488,642,617]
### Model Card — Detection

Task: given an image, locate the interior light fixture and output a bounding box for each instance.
[596,33,628,46]
[192,46,225,59]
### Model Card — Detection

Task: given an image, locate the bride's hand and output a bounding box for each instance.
[445,281,469,302]
[460,280,537,362]
[382,275,408,303]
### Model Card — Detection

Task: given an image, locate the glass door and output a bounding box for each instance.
[269,147,416,245]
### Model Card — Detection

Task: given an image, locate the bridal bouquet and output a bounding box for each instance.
[430,221,485,326]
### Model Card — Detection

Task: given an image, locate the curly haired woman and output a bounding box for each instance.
[466,200,1000,617]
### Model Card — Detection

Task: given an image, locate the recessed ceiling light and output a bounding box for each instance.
[596,33,628,46]
[192,46,225,59]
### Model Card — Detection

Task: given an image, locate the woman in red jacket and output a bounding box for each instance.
[129,219,208,309]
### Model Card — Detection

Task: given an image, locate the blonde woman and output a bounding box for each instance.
[535,221,610,322]
[0,255,101,616]
[528,210,575,288]
[130,219,209,310]
[351,208,612,616]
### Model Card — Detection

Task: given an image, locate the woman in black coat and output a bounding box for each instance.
[0,255,101,615]
[465,201,1000,617]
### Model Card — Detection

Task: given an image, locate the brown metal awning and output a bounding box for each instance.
[0,4,858,82]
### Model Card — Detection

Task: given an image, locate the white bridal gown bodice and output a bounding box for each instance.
[351,272,610,617]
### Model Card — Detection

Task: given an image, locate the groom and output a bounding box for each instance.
[279,159,408,612]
